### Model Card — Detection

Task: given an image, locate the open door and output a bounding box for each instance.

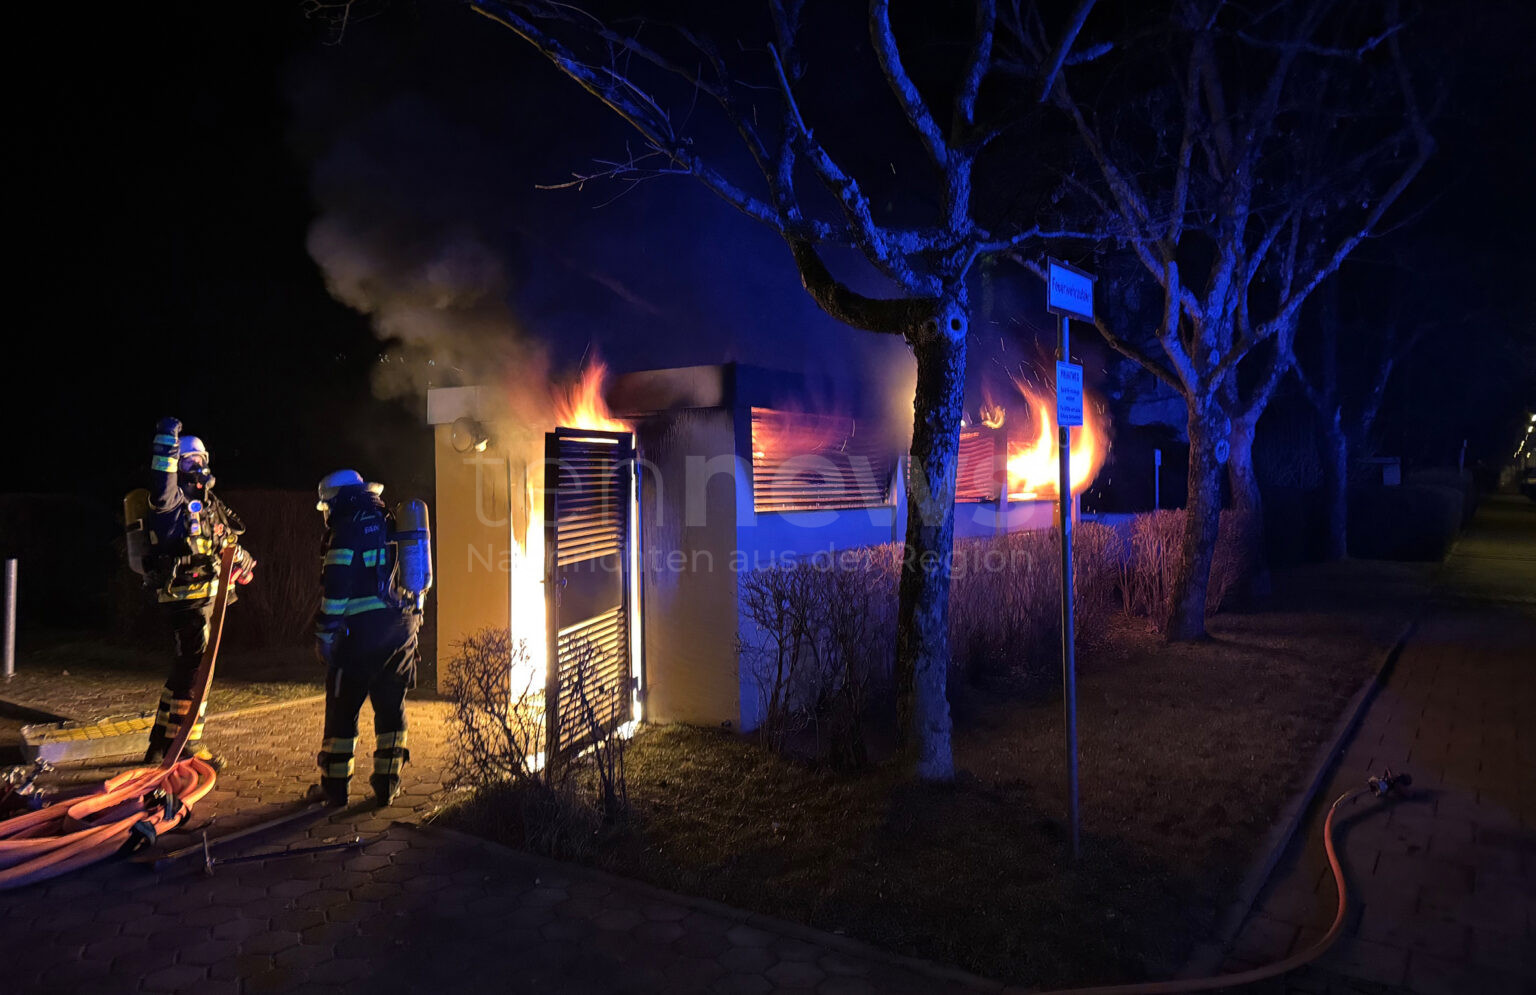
[544,428,635,757]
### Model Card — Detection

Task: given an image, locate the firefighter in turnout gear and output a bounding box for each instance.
[139,418,256,765]
[310,470,425,808]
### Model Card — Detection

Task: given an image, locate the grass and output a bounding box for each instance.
[2,631,324,725]
[441,557,1430,989]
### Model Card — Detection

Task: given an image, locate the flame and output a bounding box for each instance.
[1004,380,1108,501]
[978,391,1007,430]
[553,359,630,432]
[497,359,632,703]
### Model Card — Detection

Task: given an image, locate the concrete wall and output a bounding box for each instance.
[952,498,1056,539]
[428,387,523,694]
[431,425,514,692]
[636,408,742,728]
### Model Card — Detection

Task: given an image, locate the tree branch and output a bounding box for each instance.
[787,238,938,335]
[1036,0,1099,100]
[767,43,937,295]
[954,0,997,133]
[869,0,949,168]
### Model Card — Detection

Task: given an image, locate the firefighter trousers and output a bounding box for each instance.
[148,600,214,752]
[317,665,409,802]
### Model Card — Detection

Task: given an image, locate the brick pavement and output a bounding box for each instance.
[2,695,1001,994]
[1223,495,1536,994]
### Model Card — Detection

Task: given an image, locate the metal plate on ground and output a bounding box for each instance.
[20,711,154,763]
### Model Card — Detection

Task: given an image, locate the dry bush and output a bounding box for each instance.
[949,524,1123,684]
[738,550,896,765]
[445,627,631,852]
[740,561,823,752]
[1121,510,1247,630]
[562,638,631,822]
[1208,510,1256,612]
[949,531,1060,683]
[813,549,897,767]
[444,628,547,786]
[1123,511,1183,623]
[1073,522,1125,621]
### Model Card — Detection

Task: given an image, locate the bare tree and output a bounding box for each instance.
[1293,269,1432,560]
[463,0,1099,779]
[1014,0,1433,637]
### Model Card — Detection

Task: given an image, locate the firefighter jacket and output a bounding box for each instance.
[146,443,250,604]
[315,491,419,683]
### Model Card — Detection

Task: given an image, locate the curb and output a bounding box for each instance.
[0,691,325,727]
[0,697,69,724]
[1177,613,1421,979]
[401,820,1007,993]
[207,694,325,722]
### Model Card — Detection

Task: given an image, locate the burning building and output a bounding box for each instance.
[428,361,1106,741]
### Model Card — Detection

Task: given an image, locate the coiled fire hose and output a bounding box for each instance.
[0,547,236,891]
[1033,769,1412,995]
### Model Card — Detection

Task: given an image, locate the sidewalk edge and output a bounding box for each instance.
[1178,614,1420,978]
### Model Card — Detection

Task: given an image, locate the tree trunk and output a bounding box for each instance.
[1225,416,1271,601]
[1166,399,1223,640]
[1321,410,1349,561]
[894,308,965,781]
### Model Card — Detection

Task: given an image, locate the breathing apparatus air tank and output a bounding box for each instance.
[123,489,152,576]
[391,499,433,610]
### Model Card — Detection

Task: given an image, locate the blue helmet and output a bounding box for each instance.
[177,435,209,470]
[317,469,383,511]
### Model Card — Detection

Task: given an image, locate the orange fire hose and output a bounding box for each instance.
[1031,772,1407,995]
[0,547,237,890]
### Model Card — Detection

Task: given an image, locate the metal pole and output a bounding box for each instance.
[1154,449,1162,510]
[3,559,16,680]
[1058,317,1079,860]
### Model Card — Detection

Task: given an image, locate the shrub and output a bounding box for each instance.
[743,523,1128,730]
[444,628,547,786]
[1119,509,1247,630]
[949,530,1060,683]
[1348,484,1463,561]
[1406,468,1478,526]
[1122,511,1182,623]
[444,627,628,852]
[738,550,895,765]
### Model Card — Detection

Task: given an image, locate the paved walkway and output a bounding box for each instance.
[2,696,997,994]
[1224,494,1536,994]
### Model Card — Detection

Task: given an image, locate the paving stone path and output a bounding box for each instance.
[1224,494,1536,994]
[2,696,999,994]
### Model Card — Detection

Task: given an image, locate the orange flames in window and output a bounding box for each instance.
[1004,381,1108,501]
[553,359,630,432]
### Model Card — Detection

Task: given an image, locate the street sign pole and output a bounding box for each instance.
[1046,257,1092,862]
[1057,314,1079,862]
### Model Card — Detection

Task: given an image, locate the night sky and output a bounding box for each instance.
[6,1,1534,504]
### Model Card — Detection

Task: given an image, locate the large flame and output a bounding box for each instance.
[502,359,635,710]
[1005,381,1108,501]
[553,359,630,432]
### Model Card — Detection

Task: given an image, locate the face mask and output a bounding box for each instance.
[180,468,213,498]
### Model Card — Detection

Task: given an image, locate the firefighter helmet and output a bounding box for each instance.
[317,469,384,511]
[178,435,210,470]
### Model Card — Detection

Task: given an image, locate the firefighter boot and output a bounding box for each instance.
[314,738,355,806]
[369,774,401,808]
[372,730,408,807]
[305,779,349,807]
